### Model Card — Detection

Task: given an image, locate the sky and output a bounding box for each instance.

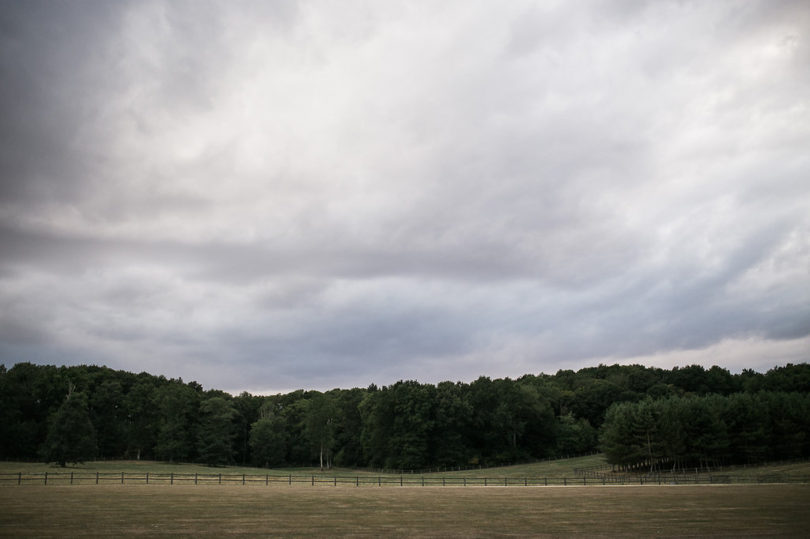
[1,0,808,394]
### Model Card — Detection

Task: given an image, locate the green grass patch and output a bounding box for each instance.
[2,454,807,482]
[0,454,605,477]
[425,453,608,477]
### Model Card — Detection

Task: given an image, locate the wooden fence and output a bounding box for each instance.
[1,471,808,487]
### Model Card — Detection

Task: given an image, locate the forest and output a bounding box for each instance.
[1,362,808,469]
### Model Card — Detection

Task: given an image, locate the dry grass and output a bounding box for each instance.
[1,484,808,537]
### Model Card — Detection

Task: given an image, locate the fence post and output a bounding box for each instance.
[312,475,314,486]
[195,473,198,485]
[243,474,246,485]
[463,477,466,487]
[146,472,149,484]
[378,476,381,487]
[484,478,487,487]
[219,473,222,485]
[524,477,527,487]
[583,476,586,486]
[443,477,446,487]
[505,477,508,487]
[289,474,291,486]
[122,472,125,485]
[334,476,337,487]
[96,472,99,484]
[356,476,359,487]
[422,477,424,487]
[266,474,269,486]
[563,477,566,486]
[171,472,174,485]
[70,472,73,485]
[18,472,21,485]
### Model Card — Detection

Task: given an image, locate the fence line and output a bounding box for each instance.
[1,471,807,487]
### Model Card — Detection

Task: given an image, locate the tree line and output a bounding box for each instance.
[0,362,808,468]
[600,391,810,472]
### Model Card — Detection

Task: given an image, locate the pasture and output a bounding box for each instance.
[1,484,808,536]
[0,454,609,482]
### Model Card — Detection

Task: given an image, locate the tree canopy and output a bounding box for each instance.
[1,361,808,469]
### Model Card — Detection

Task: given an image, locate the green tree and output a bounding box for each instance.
[387,381,435,469]
[89,380,127,458]
[124,378,159,460]
[359,386,393,468]
[331,388,366,467]
[431,381,473,466]
[41,386,97,466]
[600,399,663,471]
[232,391,263,465]
[197,397,238,466]
[555,413,597,456]
[249,403,289,467]
[302,393,337,470]
[154,382,199,462]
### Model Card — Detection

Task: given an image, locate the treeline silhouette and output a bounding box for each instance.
[1,362,808,468]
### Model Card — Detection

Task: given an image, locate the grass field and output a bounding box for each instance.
[0,454,608,478]
[1,484,808,537]
[2,453,808,482]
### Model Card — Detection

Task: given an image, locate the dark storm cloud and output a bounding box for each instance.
[1,1,808,392]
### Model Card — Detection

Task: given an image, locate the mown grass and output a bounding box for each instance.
[695,460,810,479]
[1,484,808,537]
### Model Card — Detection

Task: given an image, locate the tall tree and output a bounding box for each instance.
[154,382,199,462]
[197,396,238,466]
[331,388,366,467]
[302,393,336,470]
[249,403,289,467]
[432,381,473,466]
[41,385,97,466]
[124,378,159,460]
[232,391,263,465]
[89,380,127,458]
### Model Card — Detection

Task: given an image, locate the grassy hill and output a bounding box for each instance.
[3,453,808,480]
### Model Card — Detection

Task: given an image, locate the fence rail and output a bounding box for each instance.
[1,471,808,487]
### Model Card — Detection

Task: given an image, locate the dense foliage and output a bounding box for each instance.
[0,362,808,468]
[600,392,810,471]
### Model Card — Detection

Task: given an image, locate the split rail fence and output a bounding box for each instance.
[1,471,808,487]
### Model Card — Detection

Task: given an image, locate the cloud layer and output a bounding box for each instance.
[1,0,808,392]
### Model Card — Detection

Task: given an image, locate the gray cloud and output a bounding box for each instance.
[1,1,808,392]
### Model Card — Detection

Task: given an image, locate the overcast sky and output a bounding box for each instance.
[1,1,808,394]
